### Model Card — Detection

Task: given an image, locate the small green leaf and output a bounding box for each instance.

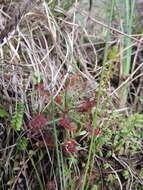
[32,72,42,85]
[11,102,24,131]
[122,170,129,179]
[0,108,9,118]
[29,150,36,156]
[61,0,75,10]
[108,46,119,62]
[17,137,28,150]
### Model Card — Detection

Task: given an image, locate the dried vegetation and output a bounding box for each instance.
[0,0,143,189]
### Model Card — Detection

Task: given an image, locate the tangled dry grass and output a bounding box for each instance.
[0,0,143,190]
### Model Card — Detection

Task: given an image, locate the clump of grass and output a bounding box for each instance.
[0,0,143,189]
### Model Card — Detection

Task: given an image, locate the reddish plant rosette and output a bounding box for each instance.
[61,140,79,156]
[86,123,101,136]
[77,98,96,112]
[59,118,76,131]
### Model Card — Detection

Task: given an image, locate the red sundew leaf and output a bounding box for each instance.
[94,129,101,136]
[29,114,49,133]
[59,118,76,131]
[54,95,62,104]
[87,123,101,136]
[63,108,69,114]
[37,132,55,149]
[62,140,79,156]
[77,99,96,112]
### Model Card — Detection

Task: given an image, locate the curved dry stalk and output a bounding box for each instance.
[0,0,36,42]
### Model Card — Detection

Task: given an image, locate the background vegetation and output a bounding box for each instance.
[0,0,143,189]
